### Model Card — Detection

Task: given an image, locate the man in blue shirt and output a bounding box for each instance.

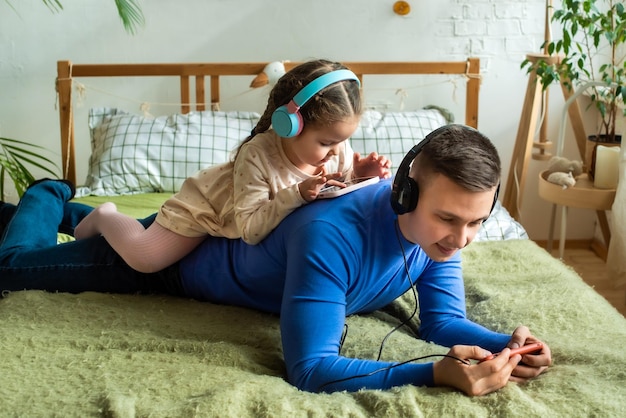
[0,125,551,395]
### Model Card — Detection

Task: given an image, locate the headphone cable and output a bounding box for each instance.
[375,220,419,360]
[318,219,456,393]
[316,353,470,392]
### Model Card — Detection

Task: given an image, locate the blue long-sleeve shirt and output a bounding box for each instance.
[180,179,511,392]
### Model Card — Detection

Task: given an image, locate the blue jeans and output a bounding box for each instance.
[0,180,183,296]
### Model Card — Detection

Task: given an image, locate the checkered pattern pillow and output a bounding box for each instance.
[350,109,450,171]
[474,202,529,242]
[85,108,259,195]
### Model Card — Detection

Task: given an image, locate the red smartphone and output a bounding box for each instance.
[480,342,543,362]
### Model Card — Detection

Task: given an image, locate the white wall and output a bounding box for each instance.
[0,0,598,240]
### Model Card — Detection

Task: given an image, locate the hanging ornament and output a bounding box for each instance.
[393,1,411,16]
[250,61,287,88]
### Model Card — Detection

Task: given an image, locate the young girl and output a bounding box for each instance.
[74,59,391,273]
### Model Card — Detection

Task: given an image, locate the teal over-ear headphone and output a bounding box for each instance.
[271,69,360,138]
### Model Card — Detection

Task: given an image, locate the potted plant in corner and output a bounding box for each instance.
[523,0,625,176]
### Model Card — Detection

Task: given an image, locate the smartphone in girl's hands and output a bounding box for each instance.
[318,176,379,199]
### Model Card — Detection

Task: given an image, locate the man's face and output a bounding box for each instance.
[397,173,497,262]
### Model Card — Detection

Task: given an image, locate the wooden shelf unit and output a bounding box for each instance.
[503,55,616,259]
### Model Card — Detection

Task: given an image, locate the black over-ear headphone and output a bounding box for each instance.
[390,124,500,215]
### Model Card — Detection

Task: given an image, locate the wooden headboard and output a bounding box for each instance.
[56,59,480,184]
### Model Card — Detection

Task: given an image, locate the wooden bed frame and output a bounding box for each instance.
[55,59,480,185]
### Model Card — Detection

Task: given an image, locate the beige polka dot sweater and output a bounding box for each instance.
[156,130,354,244]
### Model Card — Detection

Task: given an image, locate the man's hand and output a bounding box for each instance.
[505,326,552,382]
[433,345,522,396]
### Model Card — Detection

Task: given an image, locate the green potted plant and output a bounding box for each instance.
[523,0,625,155]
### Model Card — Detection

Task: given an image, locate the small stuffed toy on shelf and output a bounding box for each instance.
[250,61,287,88]
[545,156,583,189]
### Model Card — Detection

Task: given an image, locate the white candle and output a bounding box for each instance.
[594,145,620,189]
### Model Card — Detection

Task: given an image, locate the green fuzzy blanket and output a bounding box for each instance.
[1,238,625,417]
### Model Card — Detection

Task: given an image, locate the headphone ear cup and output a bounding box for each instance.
[391,177,419,214]
[272,105,303,138]
[271,69,360,138]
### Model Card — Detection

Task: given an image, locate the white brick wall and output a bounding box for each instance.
[436,0,546,65]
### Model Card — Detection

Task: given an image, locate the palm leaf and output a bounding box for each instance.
[114,0,145,34]
[42,0,63,12]
[0,137,60,200]
[35,0,144,34]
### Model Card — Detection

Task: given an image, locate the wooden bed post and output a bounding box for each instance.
[180,76,191,114]
[56,60,77,184]
[210,76,220,111]
[195,75,206,111]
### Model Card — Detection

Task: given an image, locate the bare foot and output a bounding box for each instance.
[74,202,118,239]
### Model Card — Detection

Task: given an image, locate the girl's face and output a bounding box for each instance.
[397,173,496,262]
[282,116,360,173]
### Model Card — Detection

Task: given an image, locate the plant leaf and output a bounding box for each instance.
[0,137,60,199]
[114,0,145,34]
[42,0,63,12]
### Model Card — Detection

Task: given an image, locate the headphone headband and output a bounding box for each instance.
[291,69,360,108]
[271,68,360,138]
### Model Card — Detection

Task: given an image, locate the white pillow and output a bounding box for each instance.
[475,201,529,241]
[350,109,450,171]
[85,108,260,195]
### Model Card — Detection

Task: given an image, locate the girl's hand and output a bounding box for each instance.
[353,152,392,179]
[298,170,343,202]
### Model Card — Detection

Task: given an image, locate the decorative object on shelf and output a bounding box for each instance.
[585,135,622,178]
[250,61,287,88]
[545,155,583,189]
[547,171,576,189]
[393,1,411,16]
[594,145,621,189]
[546,155,583,177]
